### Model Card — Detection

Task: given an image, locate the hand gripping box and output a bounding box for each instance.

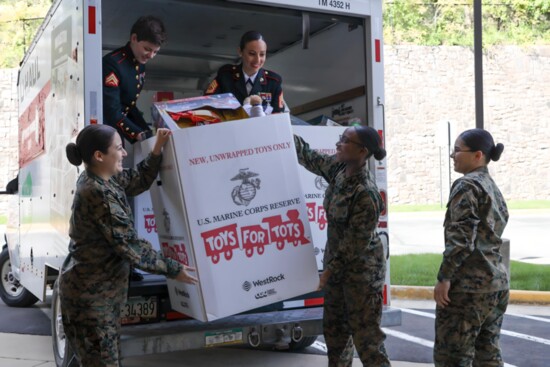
[137,112,319,322]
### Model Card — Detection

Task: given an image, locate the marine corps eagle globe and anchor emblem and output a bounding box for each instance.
[231,168,261,206]
[314,176,329,191]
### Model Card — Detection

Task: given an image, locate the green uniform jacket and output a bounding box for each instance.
[294,135,386,292]
[60,153,182,305]
[438,166,509,293]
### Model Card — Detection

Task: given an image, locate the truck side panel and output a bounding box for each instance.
[14,0,84,300]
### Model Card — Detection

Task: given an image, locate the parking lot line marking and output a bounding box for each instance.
[382,328,433,348]
[310,341,328,353]
[383,327,518,367]
[506,313,550,323]
[400,308,435,319]
[501,330,550,346]
[401,308,550,345]
[312,331,518,366]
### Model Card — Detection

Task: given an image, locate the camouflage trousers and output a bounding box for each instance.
[323,281,391,367]
[60,297,122,367]
[434,289,509,367]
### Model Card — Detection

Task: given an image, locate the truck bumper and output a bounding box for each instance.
[120,306,402,358]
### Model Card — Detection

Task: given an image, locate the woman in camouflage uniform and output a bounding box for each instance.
[434,128,508,367]
[294,126,391,367]
[61,124,197,366]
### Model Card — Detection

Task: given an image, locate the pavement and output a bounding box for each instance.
[389,208,550,264]
[1,209,548,366]
[389,208,550,305]
[2,300,549,366]
[0,333,433,367]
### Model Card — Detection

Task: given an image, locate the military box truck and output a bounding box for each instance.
[0,0,400,366]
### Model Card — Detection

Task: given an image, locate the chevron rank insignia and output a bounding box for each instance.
[206,79,218,94]
[105,72,120,87]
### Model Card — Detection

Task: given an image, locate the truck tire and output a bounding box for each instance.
[52,280,78,367]
[289,335,318,350]
[0,247,38,307]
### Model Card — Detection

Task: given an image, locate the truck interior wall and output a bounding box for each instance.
[267,22,367,123]
[104,0,367,127]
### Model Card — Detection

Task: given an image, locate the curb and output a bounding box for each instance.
[391,286,550,305]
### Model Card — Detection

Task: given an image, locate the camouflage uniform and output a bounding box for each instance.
[435,166,509,367]
[294,135,390,367]
[59,152,182,367]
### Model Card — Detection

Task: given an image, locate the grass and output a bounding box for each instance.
[389,200,550,213]
[0,215,5,225]
[507,200,550,210]
[389,204,445,212]
[390,253,550,292]
[390,254,442,286]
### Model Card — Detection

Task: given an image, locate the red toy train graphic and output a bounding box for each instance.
[200,209,310,264]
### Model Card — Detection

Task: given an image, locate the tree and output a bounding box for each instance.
[383,0,550,46]
[0,0,52,67]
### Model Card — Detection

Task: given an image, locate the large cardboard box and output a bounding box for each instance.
[137,113,319,322]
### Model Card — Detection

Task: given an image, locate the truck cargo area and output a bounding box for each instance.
[100,0,370,122]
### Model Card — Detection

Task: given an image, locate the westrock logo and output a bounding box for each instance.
[242,273,286,293]
[253,273,285,287]
[231,168,261,206]
[242,281,252,292]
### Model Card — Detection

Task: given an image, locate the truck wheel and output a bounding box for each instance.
[52,280,78,367]
[0,247,38,307]
[288,335,318,351]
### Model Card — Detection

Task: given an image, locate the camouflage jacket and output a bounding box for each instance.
[61,153,182,304]
[294,135,385,291]
[438,166,509,293]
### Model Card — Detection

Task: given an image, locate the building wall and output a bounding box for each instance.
[0,45,549,217]
[385,45,550,205]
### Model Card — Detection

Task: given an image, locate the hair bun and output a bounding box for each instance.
[374,148,387,161]
[491,143,504,162]
[66,142,83,166]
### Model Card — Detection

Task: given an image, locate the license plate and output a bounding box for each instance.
[205,329,243,347]
[121,296,158,325]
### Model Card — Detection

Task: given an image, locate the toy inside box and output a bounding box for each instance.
[152,93,249,129]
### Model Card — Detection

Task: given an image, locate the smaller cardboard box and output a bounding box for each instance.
[151,93,248,129]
